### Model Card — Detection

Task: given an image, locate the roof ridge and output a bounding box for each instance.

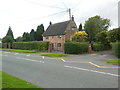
[52,20,70,26]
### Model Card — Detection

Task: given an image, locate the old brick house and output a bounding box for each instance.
[43,16,78,51]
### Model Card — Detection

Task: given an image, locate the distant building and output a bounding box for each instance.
[118,1,120,27]
[43,16,78,51]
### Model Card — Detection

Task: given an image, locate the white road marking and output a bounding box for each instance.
[16,57,44,63]
[64,65,119,77]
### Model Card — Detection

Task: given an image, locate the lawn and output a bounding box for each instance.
[0,48,37,53]
[0,71,2,89]
[42,53,69,57]
[2,71,42,88]
[107,59,120,64]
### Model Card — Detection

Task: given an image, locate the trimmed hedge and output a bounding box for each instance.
[112,42,120,58]
[12,41,49,51]
[64,42,88,54]
[93,43,105,51]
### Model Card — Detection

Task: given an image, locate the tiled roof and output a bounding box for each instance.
[43,20,70,36]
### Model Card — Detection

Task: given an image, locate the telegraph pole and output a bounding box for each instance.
[68,8,72,20]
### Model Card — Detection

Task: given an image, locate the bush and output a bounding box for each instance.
[107,28,120,42]
[64,42,88,54]
[93,43,105,51]
[12,41,49,51]
[112,42,120,58]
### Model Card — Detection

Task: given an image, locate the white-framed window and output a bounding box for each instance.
[58,35,61,39]
[57,43,61,47]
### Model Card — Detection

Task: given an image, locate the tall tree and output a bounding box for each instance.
[36,24,44,41]
[22,32,30,41]
[30,29,36,41]
[84,15,110,43]
[79,23,82,31]
[6,26,14,40]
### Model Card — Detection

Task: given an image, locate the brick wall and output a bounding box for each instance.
[43,35,65,51]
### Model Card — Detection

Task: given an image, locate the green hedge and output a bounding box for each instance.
[64,42,88,54]
[93,43,105,51]
[112,42,120,58]
[12,41,49,51]
[93,43,111,51]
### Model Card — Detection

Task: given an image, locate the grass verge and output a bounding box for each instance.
[42,53,69,57]
[0,71,2,89]
[107,59,120,64]
[0,48,37,53]
[2,71,42,88]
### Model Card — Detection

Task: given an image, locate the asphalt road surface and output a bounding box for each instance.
[1,51,119,88]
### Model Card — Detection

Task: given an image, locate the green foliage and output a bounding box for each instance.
[84,15,110,42]
[30,29,36,41]
[107,28,120,42]
[15,36,24,42]
[22,32,30,41]
[6,26,14,40]
[36,24,45,41]
[93,43,105,51]
[2,35,14,43]
[64,42,88,54]
[95,30,110,47]
[12,41,49,51]
[79,23,82,31]
[112,42,120,58]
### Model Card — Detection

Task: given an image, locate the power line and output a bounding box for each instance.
[24,0,65,9]
[71,1,81,9]
[60,0,68,9]
[23,10,68,22]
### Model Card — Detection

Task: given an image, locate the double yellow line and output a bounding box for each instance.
[89,62,120,68]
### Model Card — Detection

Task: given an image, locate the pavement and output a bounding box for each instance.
[1,50,119,88]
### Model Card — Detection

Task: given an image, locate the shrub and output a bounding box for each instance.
[64,42,88,54]
[93,43,105,51]
[107,28,120,42]
[112,42,120,58]
[12,41,49,51]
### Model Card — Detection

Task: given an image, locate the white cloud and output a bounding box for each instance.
[0,0,119,38]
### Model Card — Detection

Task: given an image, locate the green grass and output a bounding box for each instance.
[2,71,42,88]
[0,71,2,89]
[42,53,69,57]
[107,59,120,64]
[0,48,37,53]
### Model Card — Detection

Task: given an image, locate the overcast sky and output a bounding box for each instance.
[0,0,119,38]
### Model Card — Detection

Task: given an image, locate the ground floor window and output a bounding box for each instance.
[57,43,61,47]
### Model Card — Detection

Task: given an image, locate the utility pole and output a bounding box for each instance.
[68,8,72,20]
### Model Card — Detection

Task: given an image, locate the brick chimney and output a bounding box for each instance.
[72,15,74,21]
[49,21,52,25]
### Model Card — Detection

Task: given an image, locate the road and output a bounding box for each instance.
[1,51,119,88]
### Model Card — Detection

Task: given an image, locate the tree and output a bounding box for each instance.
[16,36,24,42]
[6,26,14,40]
[30,29,36,41]
[36,24,44,41]
[84,15,110,43]
[2,35,14,43]
[22,32,30,41]
[72,31,88,42]
[79,23,82,31]
[107,28,120,42]
[95,30,109,44]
